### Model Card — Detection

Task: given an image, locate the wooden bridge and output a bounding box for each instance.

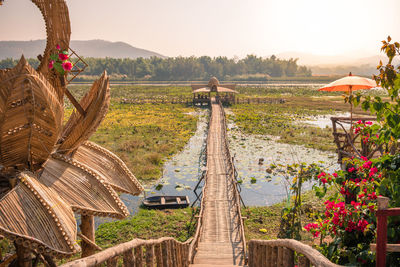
[188,99,246,266]
[62,98,344,267]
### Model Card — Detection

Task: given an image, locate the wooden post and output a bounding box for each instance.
[277,246,283,267]
[145,245,154,267]
[248,242,254,267]
[106,256,118,267]
[81,214,95,258]
[162,240,169,267]
[154,244,162,267]
[283,247,294,267]
[266,246,272,267]
[15,244,32,267]
[376,196,389,267]
[123,248,134,267]
[271,246,278,267]
[298,255,310,267]
[134,246,143,266]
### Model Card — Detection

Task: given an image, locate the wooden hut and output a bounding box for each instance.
[0,1,143,266]
[191,77,238,106]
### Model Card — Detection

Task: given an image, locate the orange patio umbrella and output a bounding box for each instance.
[318,72,377,128]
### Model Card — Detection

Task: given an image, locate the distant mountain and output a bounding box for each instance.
[277,51,399,76]
[0,40,166,59]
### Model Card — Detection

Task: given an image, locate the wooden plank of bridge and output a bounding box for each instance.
[191,99,245,266]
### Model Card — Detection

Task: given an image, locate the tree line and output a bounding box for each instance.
[0,55,312,81]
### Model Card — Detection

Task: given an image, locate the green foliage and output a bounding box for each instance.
[96,208,196,248]
[269,163,322,240]
[354,36,400,150]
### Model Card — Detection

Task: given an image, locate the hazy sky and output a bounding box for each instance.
[1,0,400,58]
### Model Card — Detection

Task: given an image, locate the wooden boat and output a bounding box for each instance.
[142,196,190,209]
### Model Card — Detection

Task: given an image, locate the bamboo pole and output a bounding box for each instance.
[154,243,162,267]
[134,246,143,267]
[81,215,96,258]
[277,247,283,267]
[16,244,32,267]
[123,249,134,267]
[162,240,168,267]
[145,245,154,267]
[283,247,294,267]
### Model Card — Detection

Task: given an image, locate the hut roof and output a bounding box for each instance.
[192,77,237,93]
[192,86,238,94]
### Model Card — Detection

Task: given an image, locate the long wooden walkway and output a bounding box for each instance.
[190,99,245,266]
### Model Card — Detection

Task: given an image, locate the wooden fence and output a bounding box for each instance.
[247,239,342,267]
[60,237,192,267]
[218,100,247,258]
[120,97,285,105]
[331,116,381,164]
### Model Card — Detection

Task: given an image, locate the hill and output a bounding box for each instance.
[0,39,166,59]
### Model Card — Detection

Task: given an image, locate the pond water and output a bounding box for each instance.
[97,107,343,228]
[118,109,209,215]
[226,115,339,206]
[297,112,350,129]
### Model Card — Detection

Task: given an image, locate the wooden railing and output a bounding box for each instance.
[331,116,381,164]
[370,196,400,267]
[60,237,192,267]
[218,100,247,259]
[188,104,213,263]
[119,97,285,105]
[247,239,342,267]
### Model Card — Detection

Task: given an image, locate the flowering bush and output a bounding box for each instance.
[305,156,380,265]
[49,44,73,75]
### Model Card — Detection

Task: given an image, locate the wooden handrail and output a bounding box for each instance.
[61,237,192,267]
[217,100,247,260]
[248,239,343,267]
[188,105,213,262]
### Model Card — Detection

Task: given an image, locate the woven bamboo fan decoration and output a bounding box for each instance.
[0,0,144,263]
[73,141,144,195]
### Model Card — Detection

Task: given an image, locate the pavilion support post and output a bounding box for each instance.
[15,243,32,267]
[81,214,96,257]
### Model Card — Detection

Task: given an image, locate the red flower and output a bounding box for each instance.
[48,60,54,69]
[59,53,69,61]
[62,62,73,71]
[56,44,61,50]
[348,167,355,173]
[332,172,338,178]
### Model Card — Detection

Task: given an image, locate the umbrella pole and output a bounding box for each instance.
[350,86,353,137]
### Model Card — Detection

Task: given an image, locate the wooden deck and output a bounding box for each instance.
[191,99,245,266]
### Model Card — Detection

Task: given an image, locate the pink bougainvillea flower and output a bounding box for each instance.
[365,121,373,125]
[48,60,54,69]
[332,172,338,178]
[62,62,73,71]
[56,44,61,50]
[59,53,69,61]
[348,167,355,173]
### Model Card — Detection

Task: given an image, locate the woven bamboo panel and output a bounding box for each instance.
[0,172,79,256]
[0,56,63,171]
[58,71,110,154]
[73,141,144,195]
[39,154,129,219]
[32,0,71,100]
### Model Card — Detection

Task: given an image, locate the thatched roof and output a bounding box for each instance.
[192,77,237,94]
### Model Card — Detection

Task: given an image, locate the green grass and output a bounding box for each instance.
[96,208,196,248]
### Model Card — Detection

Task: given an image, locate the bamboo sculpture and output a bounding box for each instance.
[0,1,143,266]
